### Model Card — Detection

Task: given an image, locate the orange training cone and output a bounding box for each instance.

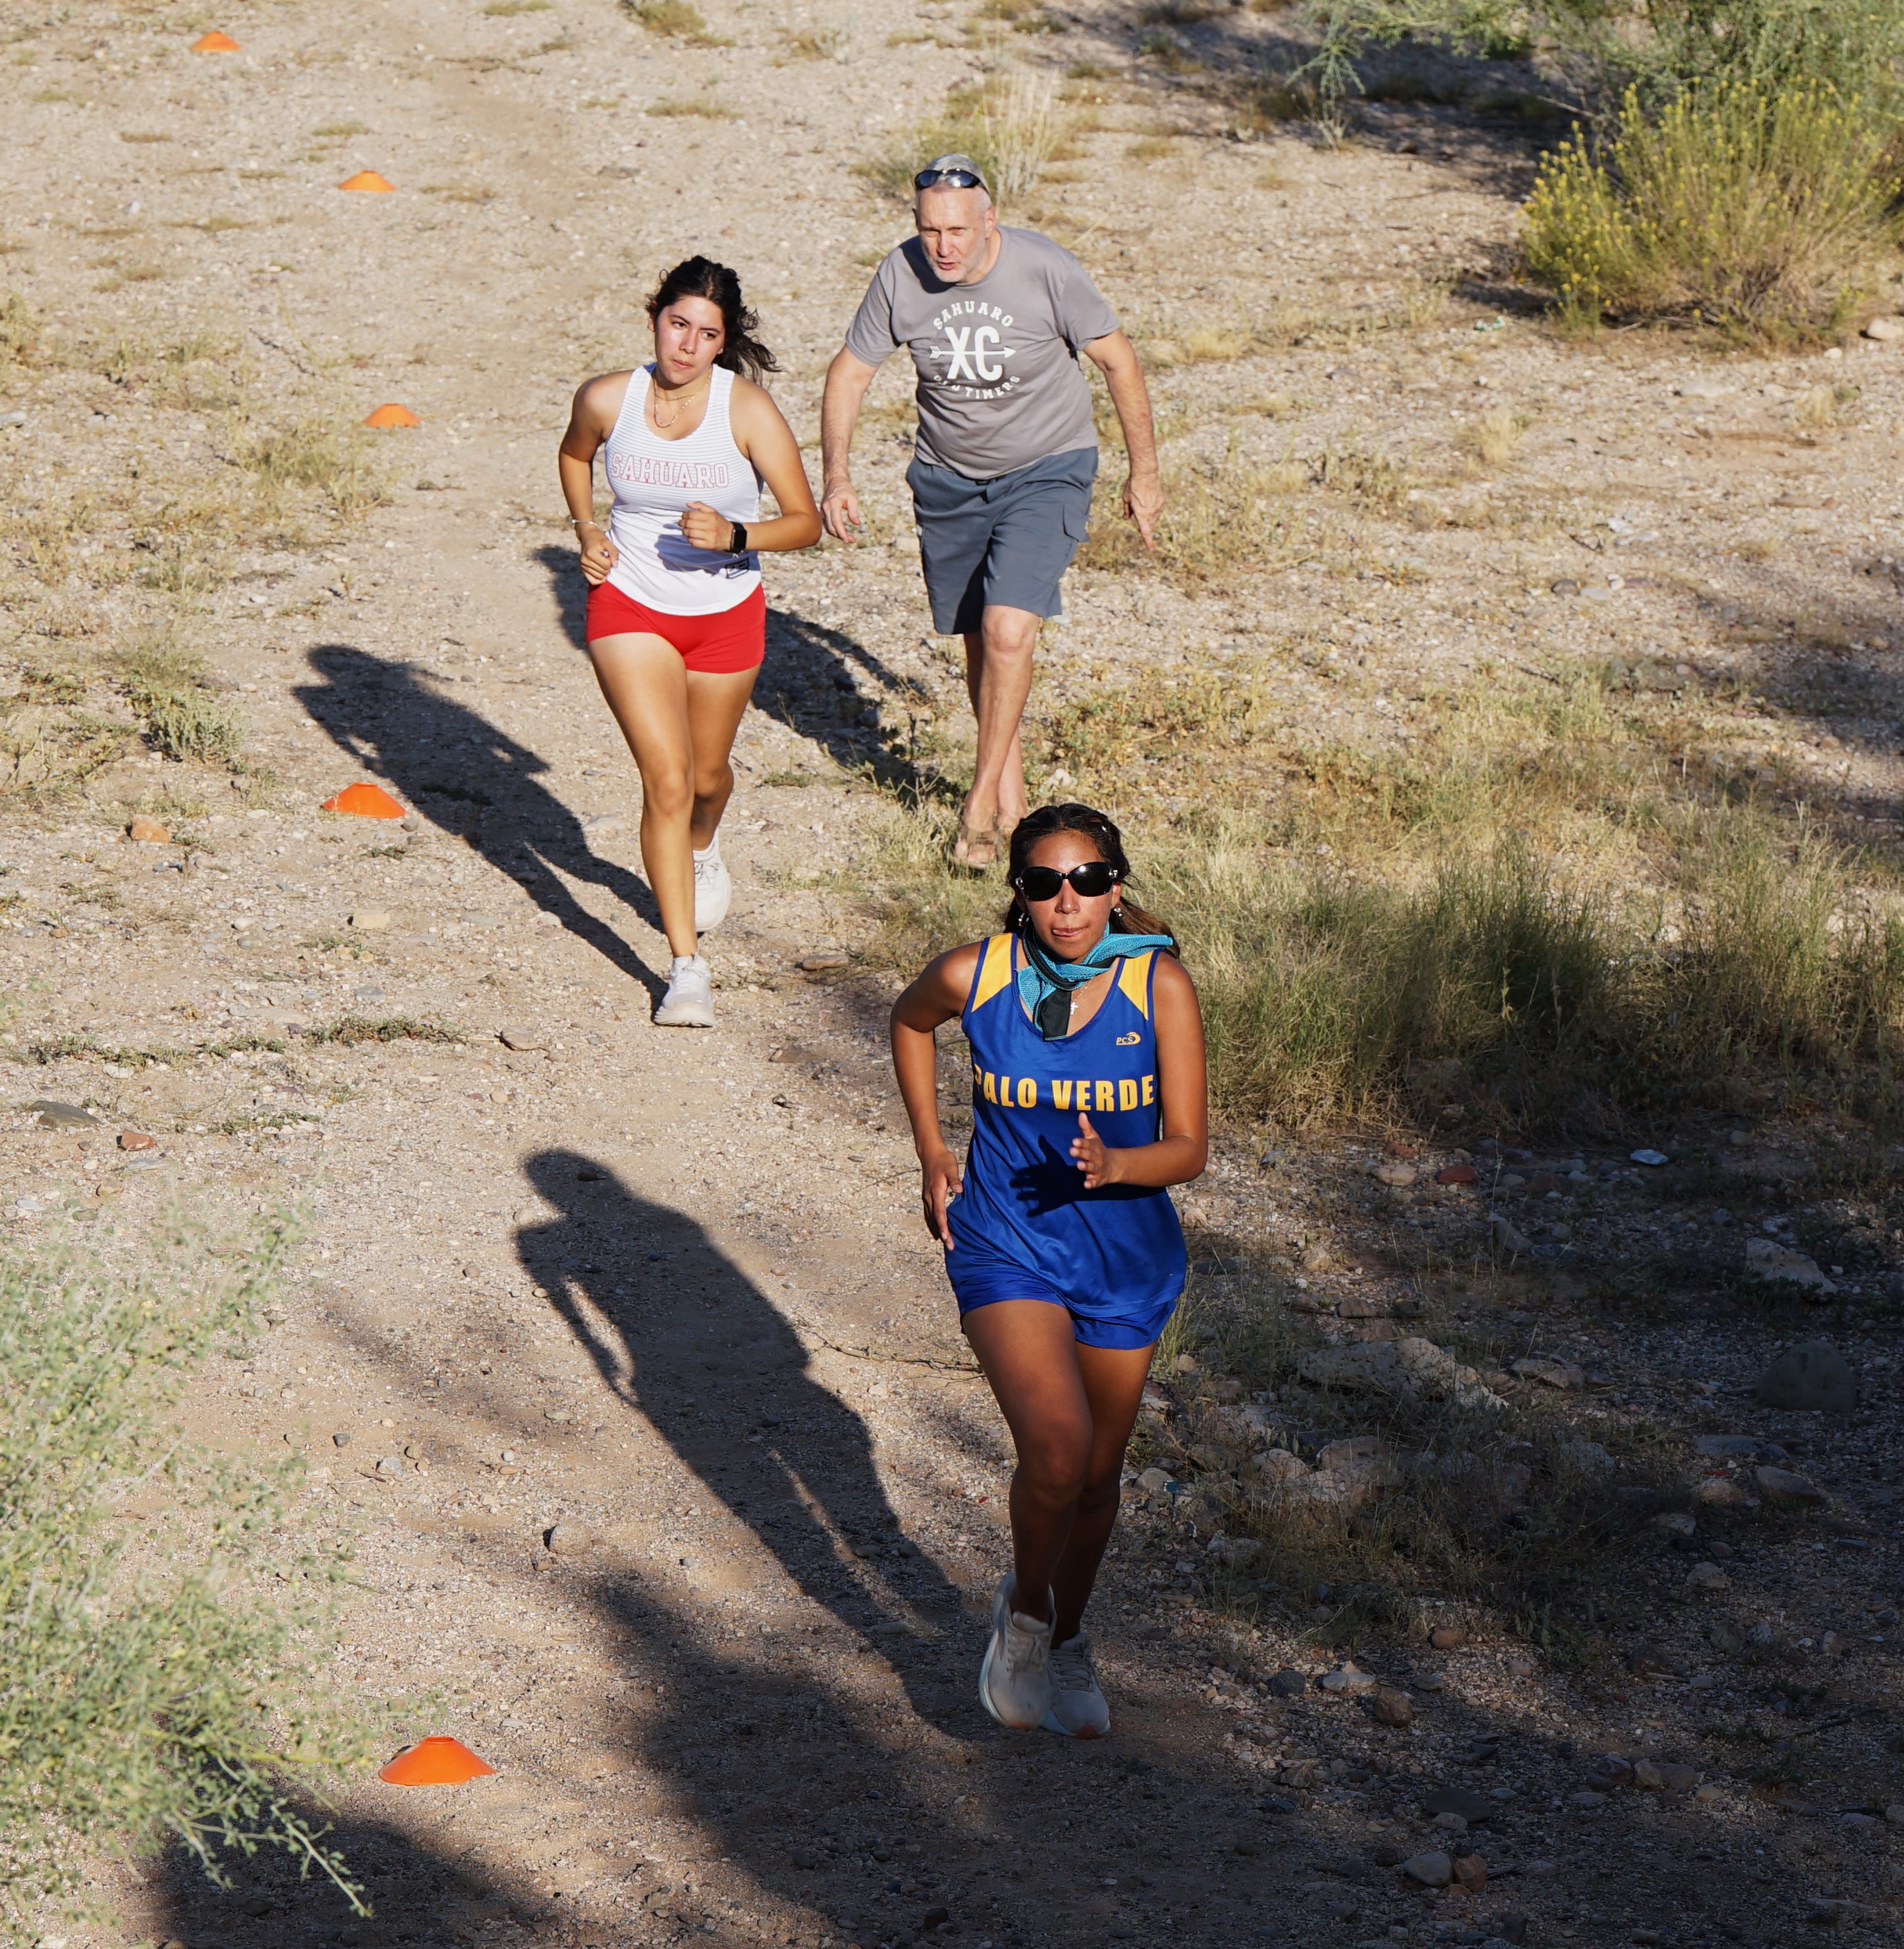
[339,170,395,194]
[322,781,406,819]
[364,403,421,429]
[380,1736,496,1786]
[192,30,241,51]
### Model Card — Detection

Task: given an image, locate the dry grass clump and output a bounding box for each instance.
[860,69,1073,207]
[621,0,726,40]
[1524,81,1904,339]
[1462,404,1527,466]
[645,93,736,118]
[1080,454,1306,582]
[234,414,388,521]
[116,638,247,766]
[777,24,845,59]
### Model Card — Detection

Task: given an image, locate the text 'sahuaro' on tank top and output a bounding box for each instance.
[951,932,1186,1318]
[601,362,763,616]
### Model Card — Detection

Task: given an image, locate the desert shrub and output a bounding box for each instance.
[622,0,712,35]
[1524,81,1904,336]
[1300,0,1904,123]
[116,640,246,766]
[860,69,1073,207]
[0,1220,370,1936]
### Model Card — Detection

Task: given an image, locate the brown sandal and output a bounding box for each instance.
[947,820,1003,874]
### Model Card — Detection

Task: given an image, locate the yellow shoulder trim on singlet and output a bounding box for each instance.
[971,934,1016,1013]
[1117,950,1155,1019]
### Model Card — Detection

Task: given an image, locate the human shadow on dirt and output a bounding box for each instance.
[531,543,952,802]
[295,644,667,1005]
[515,1147,965,1708]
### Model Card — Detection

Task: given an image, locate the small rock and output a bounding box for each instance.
[1696,1475,1757,1510]
[1298,1336,1506,1413]
[1492,1216,1537,1255]
[1549,578,1580,596]
[1432,1811,1470,1833]
[1570,1789,1609,1807]
[1300,1243,1335,1273]
[1885,1804,1904,1825]
[546,1521,593,1554]
[1511,1356,1584,1389]
[1583,1755,1634,1789]
[347,909,391,933]
[791,1847,817,1869]
[374,1455,403,1479]
[1369,1687,1414,1726]
[1685,1561,1731,1593]
[1630,1147,1669,1165]
[1413,1669,1448,1691]
[1629,1643,1688,1677]
[1424,1786,1493,1824]
[1694,1434,1764,1459]
[1372,1161,1417,1187]
[1558,1439,1615,1477]
[798,953,850,972]
[1505,1654,1536,1677]
[1634,1759,1700,1792]
[921,1906,951,1932]
[1316,1436,1391,1471]
[1754,1464,1826,1508]
[1452,1854,1487,1894]
[1401,1851,1453,1889]
[26,1101,101,1130]
[1864,316,1904,342]
[1266,1668,1307,1697]
[1838,1812,1879,1835]
[117,1130,157,1151]
[1755,1340,1857,1414]
[1436,1163,1478,1184]
[127,815,172,843]
[1322,1666,1379,1694]
[498,1026,547,1052]
[1136,1466,1174,1495]
[332,1430,353,1448]
[1652,1511,1697,1537]
[1744,1236,1836,1293]
[1429,1625,1468,1651]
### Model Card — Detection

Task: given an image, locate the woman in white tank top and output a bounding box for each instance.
[559,259,820,1028]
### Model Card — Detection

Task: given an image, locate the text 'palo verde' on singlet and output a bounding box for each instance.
[951,932,1187,1319]
[602,362,762,616]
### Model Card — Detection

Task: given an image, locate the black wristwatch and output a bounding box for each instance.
[729,521,748,555]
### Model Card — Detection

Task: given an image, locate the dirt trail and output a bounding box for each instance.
[3,3,1903,1948]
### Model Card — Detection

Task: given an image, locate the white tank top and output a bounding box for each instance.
[602,363,762,615]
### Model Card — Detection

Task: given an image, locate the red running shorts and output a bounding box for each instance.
[584,581,766,674]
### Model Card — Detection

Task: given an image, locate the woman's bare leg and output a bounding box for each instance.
[588,638,758,959]
[683,664,759,852]
[962,1300,1153,1639]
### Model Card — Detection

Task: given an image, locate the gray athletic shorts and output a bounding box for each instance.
[906,446,1098,637]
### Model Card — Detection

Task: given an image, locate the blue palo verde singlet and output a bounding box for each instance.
[945,932,1187,1349]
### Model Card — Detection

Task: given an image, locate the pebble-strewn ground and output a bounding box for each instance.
[1,3,1900,1948]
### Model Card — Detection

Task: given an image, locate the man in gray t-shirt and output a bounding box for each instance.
[821,156,1161,869]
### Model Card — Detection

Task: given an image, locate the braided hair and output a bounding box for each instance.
[646,257,780,382]
[999,803,1179,953]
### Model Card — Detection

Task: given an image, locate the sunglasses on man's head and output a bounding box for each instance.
[915,166,986,190]
[1013,862,1122,901]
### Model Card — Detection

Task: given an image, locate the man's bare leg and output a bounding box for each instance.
[959,603,1039,863]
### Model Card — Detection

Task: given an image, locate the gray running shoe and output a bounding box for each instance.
[978,1574,1053,1730]
[1042,1632,1109,1738]
[654,954,714,1028]
[692,843,731,932]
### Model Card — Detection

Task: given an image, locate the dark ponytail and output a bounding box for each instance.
[999,803,1179,954]
[645,256,779,382]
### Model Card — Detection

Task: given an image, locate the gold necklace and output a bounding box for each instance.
[650,372,711,430]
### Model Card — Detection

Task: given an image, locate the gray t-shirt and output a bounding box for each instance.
[844,227,1120,480]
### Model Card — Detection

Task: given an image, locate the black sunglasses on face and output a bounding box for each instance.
[915,166,986,190]
[1013,862,1122,901]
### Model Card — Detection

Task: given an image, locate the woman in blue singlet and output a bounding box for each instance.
[890,803,1208,1738]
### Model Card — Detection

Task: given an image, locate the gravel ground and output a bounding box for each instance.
[1,3,1901,1947]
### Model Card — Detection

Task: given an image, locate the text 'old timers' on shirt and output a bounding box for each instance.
[844,228,1120,481]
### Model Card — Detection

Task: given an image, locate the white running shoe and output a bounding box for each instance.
[654,954,714,1028]
[978,1574,1054,1731]
[692,840,731,933]
[1042,1632,1109,1739]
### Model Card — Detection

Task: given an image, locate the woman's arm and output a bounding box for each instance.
[680,377,822,555]
[1069,954,1208,1191]
[557,373,628,586]
[890,944,982,1247]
